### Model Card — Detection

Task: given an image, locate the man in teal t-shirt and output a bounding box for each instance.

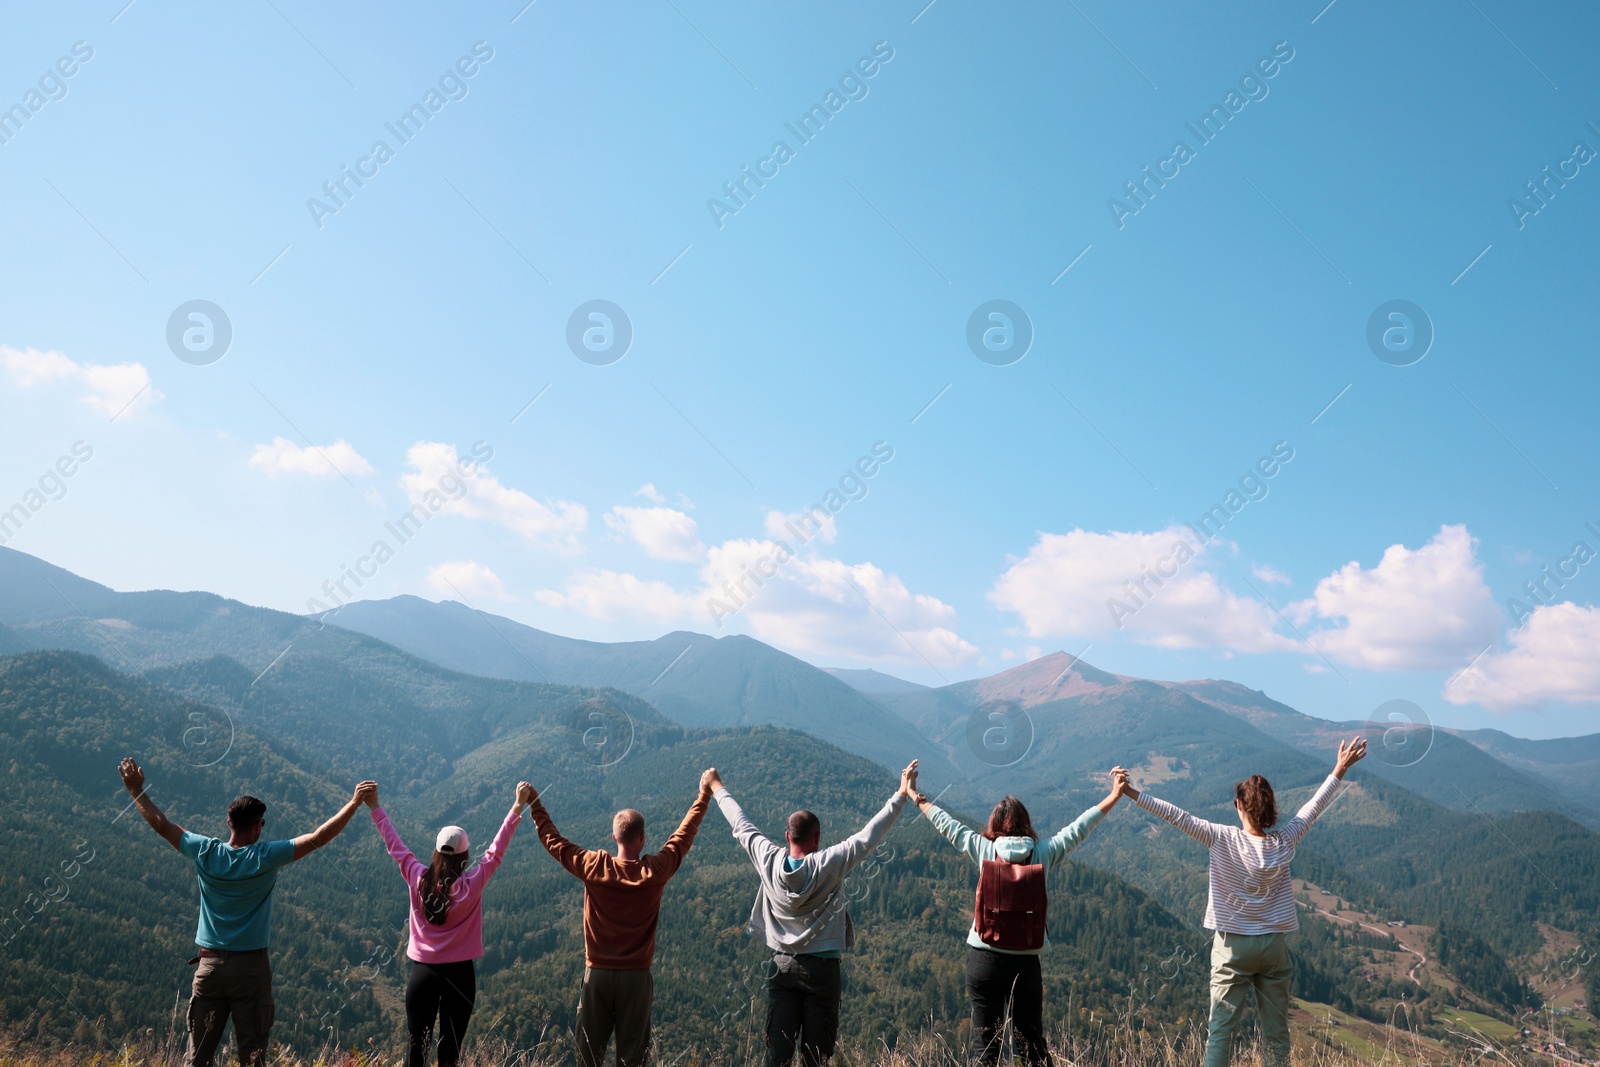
[119,757,373,1067]
[177,831,297,950]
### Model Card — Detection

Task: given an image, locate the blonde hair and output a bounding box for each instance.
[613,809,645,844]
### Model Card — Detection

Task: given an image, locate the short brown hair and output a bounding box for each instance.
[228,795,266,830]
[1235,775,1277,829]
[787,810,820,846]
[613,809,645,844]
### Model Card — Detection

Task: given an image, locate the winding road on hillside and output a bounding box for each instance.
[1298,887,1429,986]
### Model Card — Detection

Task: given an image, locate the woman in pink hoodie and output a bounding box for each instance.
[364,781,532,1067]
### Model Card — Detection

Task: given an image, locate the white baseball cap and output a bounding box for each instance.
[435,825,470,855]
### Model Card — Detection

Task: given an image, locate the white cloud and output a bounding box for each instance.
[765,507,837,544]
[636,483,667,504]
[1252,563,1292,585]
[535,569,698,623]
[426,560,511,602]
[1,344,160,417]
[534,536,978,667]
[399,442,587,553]
[1443,602,1600,711]
[988,527,1298,653]
[605,505,705,562]
[1294,525,1500,671]
[249,437,374,479]
[700,539,978,666]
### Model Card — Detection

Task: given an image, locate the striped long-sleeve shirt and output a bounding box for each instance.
[1135,774,1343,934]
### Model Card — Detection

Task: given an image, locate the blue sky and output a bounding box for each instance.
[2,0,1598,738]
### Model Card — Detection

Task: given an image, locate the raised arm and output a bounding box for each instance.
[915,791,989,866]
[1040,803,1109,867]
[655,773,713,874]
[292,781,374,862]
[366,782,426,885]
[1280,737,1365,847]
[118,757,184,851]
[1117,769,1222,848]
[818,759,918,870]
[527,788,592,879]
[708,769,783,869]
[460,781,531,893]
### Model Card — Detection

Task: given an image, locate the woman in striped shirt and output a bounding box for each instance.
[1115,736,1367,1067]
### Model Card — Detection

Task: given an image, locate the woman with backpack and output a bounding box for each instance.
[364,780,533,1067]
[911,771,1127,1066]
[1115,737,1367,1067]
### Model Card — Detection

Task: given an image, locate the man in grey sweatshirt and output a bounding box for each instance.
[706,759,919,1067]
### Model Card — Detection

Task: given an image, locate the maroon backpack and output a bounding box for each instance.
[974,847,1047,951]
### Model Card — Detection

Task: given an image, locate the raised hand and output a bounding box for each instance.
[899,759,919,798]
[354,780,379,808]
[118,756,184,849]
[516,781,536,807]
[1334,737,1368,778]
[118,757,146,796]
[700,768,722,797]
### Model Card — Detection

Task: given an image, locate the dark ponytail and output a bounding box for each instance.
[1235,775,1277,829]
[420,850,471,925]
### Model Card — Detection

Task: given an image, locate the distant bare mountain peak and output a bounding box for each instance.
[956,650,1127,707]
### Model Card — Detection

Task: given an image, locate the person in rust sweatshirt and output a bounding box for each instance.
[529,769,714,1067]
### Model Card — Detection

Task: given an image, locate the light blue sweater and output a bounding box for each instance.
[925,803,1104,955]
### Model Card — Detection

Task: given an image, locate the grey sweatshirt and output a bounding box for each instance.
[714,787,908,955]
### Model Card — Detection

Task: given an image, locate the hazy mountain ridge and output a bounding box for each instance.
[823,666,930,693]
[846,651,1600,831]
[319,595,943,775]
[1158,678,1600,830]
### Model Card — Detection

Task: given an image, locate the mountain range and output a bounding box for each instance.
[323,590,1600,832]
[2,545,1598,1058]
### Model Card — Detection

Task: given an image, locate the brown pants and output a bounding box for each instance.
[185,952,274,1067]
[577,966,653,1067]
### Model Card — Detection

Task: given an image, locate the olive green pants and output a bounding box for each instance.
[1205,931,1292,1067]
[577,965,654,1067]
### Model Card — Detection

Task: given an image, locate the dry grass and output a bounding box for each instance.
[0,1023,1480,1067]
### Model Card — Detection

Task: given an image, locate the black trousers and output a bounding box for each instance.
[405,959,477,1067]
[966,947,1049,1067]
[766,953,842,1067]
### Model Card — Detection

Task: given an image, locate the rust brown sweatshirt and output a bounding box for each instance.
[530,792,709,969]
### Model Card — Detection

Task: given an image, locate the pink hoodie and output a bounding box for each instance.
[371,805,521,964]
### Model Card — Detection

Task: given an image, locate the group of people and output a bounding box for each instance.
[117,734,1368,1067]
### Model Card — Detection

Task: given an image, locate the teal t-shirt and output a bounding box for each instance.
[178,832,297,950]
